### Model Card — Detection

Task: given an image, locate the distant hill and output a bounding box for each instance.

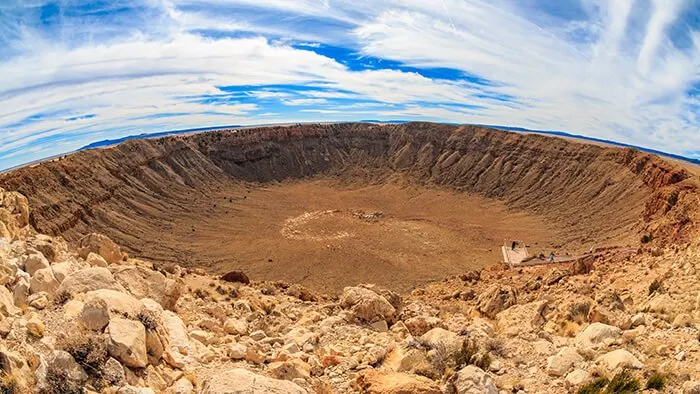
[79,125,242,150]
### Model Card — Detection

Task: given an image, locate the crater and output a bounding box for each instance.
[1,122,695,293]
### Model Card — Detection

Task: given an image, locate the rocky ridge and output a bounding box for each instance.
[2,181,700,393]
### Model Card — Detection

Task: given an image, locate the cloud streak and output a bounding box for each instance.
[0,0,699,170]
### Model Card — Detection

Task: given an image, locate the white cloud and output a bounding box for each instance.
[0,0,699,170]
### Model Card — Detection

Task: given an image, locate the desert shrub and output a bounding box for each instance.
[648,279,663,295]
[605,370,640,393]
[0,372,17,394]
[484,338,506,357]
[641,233,654,244]
[137,310,159,331]
[645,372,666,390]
[58,334,109,378]
[53,290,71,306]
[193,288,209,299]
[577,377,609,394]
[39,365,82,394]
[455,339,491,370]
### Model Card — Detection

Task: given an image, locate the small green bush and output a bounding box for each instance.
[648,278,663,295]
[645,372,666,390]
[604,370,640,394]
[578,377,609,394]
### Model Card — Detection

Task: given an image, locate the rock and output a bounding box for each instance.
[629,313,646,327]
[12,271,30,308]
[404,316,444,336]
[355,370,441,394]
[169,377,195,394]
[572,256,594,275]
[0,284,17,318]
[23,252,50,276]
[107,318,148,368]
[269,359,311,381]
[201,368,307,394]
[145,329,164,364]
[85,252,108,267]
[112,265,183,310]
[28,292,49,309]
[220,270,250,284]
[57,267,124,295]
[27,235,62,262]
[672,313,694,327]
[102,357,126,386]
[51,261,81,283]
[0,345,32,391]
[420,327,463,354]
[369,319,388,332]
[249,329,266,341]
[223,318,248,335]
[496,300,549,337]
[575,323,621,347]
[228,343,247,360]
[85,289,143,318]
[29,267,60,295]
[162,310,191,367]
[78,233,123,264]
[676,351,686,361]
[448,365,498,394]
[26,314,45,337]
[118,386,156,394]
[546,347,583,376]
[642,293,675,314]
[683,381,700,394]
[596,349,643,371]
[476,285,517,318]
[544,268,570,285]
[340,286,395,322]
[190,330,213,345]
[565,369,590,386]
[383,346,433,376]
[38,350,88,391]
[80,293,111,331]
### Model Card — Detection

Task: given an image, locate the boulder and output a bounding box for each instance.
[162,310,191,368]
[37,350,88,391]
[80,293,111,331]
[269,359,311,381]
[78,233,123,264]
[85,289,143,318]
[1,280,18,318]
[12,270,30,308]
[57,267,124,295]
[546,347,583,376]
[496,300,549,337]
[26,314,45,337]
[27,234,63,262]
[223,318,248,336]
[382,346,433,376]
[672,313,694,327]
[169,378,195,394]
[112,265,183,310]
[201,368,307,394]
[85,252,108,267]
[0,345,32,391]
[29,268,60,295]
[565,369,590,386]
[642,293,676,314]
[575,323,621,347]
[476,285,517,318]
[447,365,498,394]
[420,327,463,354]
[220,270,250,284]
[0,190,29,240]
[23,252,50,276]
[404,316,444,336]
[596,349,643,371]
[51,261,82,283]
[683,381,700,394]
[339,286,395,322]
[355,370,441,394]
[107,318,148,368]
[118,386,156,394]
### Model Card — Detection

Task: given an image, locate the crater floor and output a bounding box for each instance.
[145,178,561,293]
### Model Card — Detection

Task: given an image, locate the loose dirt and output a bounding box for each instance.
[152,179,559,294]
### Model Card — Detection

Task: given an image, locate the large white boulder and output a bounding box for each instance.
[596,349,643,372]
[112,265,183,310]
[77,233,123,264]
[448,365,498,394]
[339,286,395,322]
[29,268,60,295]
[57,267,125,295]
[547,347,584,376]
[107,318,148,368]
[575,323,621,347]
[201,368,307,394]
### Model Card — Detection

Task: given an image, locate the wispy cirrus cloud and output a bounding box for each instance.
[0,0,699,170]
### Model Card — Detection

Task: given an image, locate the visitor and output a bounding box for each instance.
[549,251,555,263]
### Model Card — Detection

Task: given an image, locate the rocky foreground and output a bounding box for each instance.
[2,187,700,394]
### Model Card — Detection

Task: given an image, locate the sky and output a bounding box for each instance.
[0,0,699,170]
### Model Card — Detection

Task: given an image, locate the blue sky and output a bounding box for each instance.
[1,0,699,170]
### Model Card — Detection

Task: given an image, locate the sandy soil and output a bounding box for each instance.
[154,179,560,294]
